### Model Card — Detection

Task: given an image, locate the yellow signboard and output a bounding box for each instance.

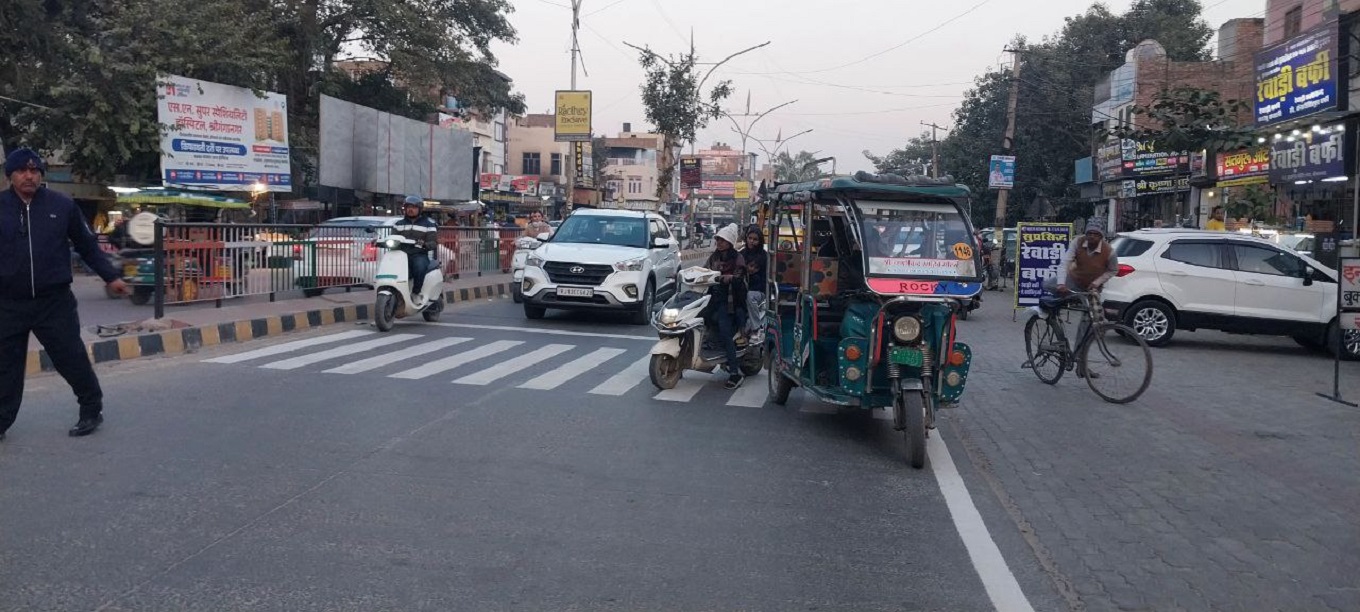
[555,90,592,142]
[734,181,751,200]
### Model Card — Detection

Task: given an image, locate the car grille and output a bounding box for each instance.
[544,261,613,285]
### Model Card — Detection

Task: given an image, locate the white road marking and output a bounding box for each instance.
[928,434,1037,612]
[726,372,769,407]
[519,347,628,390]
[653,373,720,402]
[589,356,652,396]
[259,334,421,370]
[453,344,575,385]
[389,340,523,380]
[428,322,654,341]
[203,330,374,364]
[323,338,472,374]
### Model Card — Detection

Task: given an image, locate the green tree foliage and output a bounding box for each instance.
[634,46,734,200]
[772,150,824,183]
[1105,86,1255,153]
[863,132,935,175]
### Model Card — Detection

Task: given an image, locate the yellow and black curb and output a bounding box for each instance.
[25,282,512,376]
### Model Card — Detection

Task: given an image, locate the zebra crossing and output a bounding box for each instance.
[201,328,890,415]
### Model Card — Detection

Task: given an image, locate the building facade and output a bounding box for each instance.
[598,122,664,212]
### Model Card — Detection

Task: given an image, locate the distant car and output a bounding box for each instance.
[1278,233,1315,257]
[1101,228,1358,359]
[291,216,455,297]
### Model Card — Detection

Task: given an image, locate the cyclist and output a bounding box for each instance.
[1041,221,1119,376]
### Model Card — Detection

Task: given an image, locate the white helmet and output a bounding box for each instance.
[715,223,741,247]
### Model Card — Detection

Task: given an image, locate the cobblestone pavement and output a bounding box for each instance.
[945,300,1360,611]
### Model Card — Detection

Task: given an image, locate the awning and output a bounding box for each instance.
[116,190,250,209]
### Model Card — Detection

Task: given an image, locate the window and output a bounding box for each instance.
[628,176,643,194]
[1284,5,1303,39]
[1111,237,1153,258]
[1162,240,1224,268]
[550,153,562,176]
[1233,244,1303,277]
[649,219,669,241]
[522,152,541,175]
[493,121,506,142]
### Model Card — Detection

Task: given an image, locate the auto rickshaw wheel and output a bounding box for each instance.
[649,354,682,390]
[767,356,792,406]
[896,388,927,469]
[129,286,153,306]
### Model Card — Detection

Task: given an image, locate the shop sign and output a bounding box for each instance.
[479,173,501,189]
[680,158,702,188]
[1216,147,1271,186]
[1269,125,1344,183]
[1013,223,1073,308]
[1190,150,1208,178]
[554,90,592,142]
[1254,25,1338,127]
[1100,180,1137,199]
[1096,141,1123,182]
[1134,176,1190,195]
[1340,258,1360,330]
[1120,139,1189,177]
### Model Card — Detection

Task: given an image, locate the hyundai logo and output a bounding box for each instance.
[570,265,586,274]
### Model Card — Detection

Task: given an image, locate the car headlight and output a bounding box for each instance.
[659,308,681,325]
[516,238,539,249]
[526,253,545,268]
[614,257,646,272]
[893,316,922,342]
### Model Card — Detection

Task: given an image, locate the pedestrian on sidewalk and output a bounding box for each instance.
[0,149,129,441]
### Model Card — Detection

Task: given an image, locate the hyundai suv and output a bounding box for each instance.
[1102,229,1359,359]
[520,209,680,324]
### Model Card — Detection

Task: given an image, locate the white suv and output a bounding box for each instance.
[1102,229,1359,360]
[521,209,681,324]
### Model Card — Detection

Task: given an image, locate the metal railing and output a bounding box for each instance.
[137,222,523,318]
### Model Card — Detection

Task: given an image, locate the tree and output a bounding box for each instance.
[772,151,824,183]
[631,43,739,201]
[1105,86,1255,153]
[864,131,935,175]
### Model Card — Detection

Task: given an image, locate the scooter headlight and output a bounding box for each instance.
[659,308,681,325]
[384,239,399,249]
[893,316,922,343]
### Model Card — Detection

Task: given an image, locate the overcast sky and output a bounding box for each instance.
[491,0,1265,174]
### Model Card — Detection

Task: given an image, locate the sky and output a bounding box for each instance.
[490,0,1266,174]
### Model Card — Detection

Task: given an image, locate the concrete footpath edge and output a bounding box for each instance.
[25,281,513,376]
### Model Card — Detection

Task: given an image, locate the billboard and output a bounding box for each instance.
[555,91,592,142]
[680,158,702,188]
[1269,123,1345,183]
[1014,223,1073,308]
[157,74,291,192]
[318,95,474,200]
[1215,147,1270,186]
[988,155,1015,189]
[1254,25,1338,127]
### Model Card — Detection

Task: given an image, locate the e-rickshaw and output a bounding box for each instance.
[763,172,985,469]
[113,191,254,304]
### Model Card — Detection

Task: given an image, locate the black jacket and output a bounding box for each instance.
[393,215,439,253]
[0,186,118,299]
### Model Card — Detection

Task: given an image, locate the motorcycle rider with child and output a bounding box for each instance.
[704,224,747,390]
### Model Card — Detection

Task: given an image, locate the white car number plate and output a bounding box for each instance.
[558,286,593,298]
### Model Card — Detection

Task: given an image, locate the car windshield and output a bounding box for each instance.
[858,201,977,278]
[551,215,648,248]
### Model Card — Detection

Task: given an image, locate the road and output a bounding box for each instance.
[2,295,1357,611]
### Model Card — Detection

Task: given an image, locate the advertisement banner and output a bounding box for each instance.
[158,74,291,192]
[1254,25,1338,127]
[480,173,501,190]
[1134,175,1190,195]
[1096,141,1123,182]
[554,90,592,142]
[1014,223,1073,308]
[1216,147,1271,186]
[1338,257,1360,318]
[734,181,751,200]
[1269,124,1345,183]
[680,158,702,188]
[1120,140,1188,177]
[988,155,1016,189]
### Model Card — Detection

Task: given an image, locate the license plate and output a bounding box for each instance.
[889,346,923,367]
[558,286,593,298]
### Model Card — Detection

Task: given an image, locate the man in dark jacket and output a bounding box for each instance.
[393,195,438,296]
[0,149,128,440]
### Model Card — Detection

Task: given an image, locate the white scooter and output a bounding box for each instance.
[511,232,549,303]
[373,235,445,331]
[648,266,764,390]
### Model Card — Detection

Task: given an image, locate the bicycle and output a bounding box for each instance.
[1022,290,1153,404]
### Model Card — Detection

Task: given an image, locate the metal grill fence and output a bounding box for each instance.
[134,222,523,318]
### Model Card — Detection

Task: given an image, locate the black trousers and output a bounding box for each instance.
[0,289,104,433]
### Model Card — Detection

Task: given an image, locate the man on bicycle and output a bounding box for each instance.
[1042,221,1119,375]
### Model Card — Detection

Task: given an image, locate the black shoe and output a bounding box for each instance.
[69,415,103,437]
[0,431,6,441]
[724,373,744,390]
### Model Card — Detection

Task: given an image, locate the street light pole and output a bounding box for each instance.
[921,121,948,179]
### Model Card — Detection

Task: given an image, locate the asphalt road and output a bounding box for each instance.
[4,293,1357,611]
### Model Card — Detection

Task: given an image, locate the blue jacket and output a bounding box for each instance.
[0,186,119,299]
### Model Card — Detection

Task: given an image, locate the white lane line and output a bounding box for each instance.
[653,374,717,402]
[259,334,422,370]
[203,330,374,364]
[323,338,472,374]
[588,356,652,396]
[928,434,1036,612]
[726,372,769,407]
[453,344,575,385]
[389,340,523,380]
[427,322,654,341]
[519,347,628,390]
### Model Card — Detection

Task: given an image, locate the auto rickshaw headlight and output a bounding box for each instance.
[893,316,922,342]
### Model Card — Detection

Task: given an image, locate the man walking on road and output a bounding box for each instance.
[0,149,128,441]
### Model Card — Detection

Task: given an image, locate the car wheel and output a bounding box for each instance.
[1293,334,1325,351]
[512,284,523,304]
[524,302,547,320]
[1126,300,1176,347]
[1327,319,1360,361]
[630,280,655,326]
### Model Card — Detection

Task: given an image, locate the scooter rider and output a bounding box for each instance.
[704,224,748,390]
[395,195,438,295]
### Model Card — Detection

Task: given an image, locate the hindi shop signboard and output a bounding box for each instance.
[1269,124,1345,183]
[1216,147,1271,186]
[1254,25,1339,127]
[157,75,291,192]
[554,90,592,142]
[1341,257,1360,331]
[1013,222,1073,308]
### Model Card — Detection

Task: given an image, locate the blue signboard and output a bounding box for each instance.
[988,155,1015,189]
[1269,124,1346,183]
[1254,25,1339,127]
[1014,223,1073,308]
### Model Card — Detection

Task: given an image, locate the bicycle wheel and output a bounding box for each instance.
[1080,323,1153,404]
[1024,314,1067,385]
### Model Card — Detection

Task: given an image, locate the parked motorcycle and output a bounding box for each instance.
[373,235,445,331]
[648,266,764,390]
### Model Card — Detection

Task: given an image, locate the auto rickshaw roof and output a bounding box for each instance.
[770,171,970,200]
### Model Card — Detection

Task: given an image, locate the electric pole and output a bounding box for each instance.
[994,48,1022,229]
[565,0,582,215]
[920,121,947,179]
